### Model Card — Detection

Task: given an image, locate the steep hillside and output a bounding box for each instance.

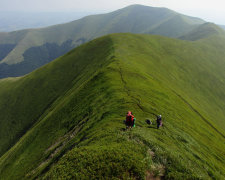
[0,36,114,157]
[0,4,205,78]
[181,23,225,40]
[0,34,225,179]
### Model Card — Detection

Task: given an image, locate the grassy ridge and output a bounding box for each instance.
[0,35,114,157]
[0,33,225,179]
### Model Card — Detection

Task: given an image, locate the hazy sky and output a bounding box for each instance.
[1,0,225,24]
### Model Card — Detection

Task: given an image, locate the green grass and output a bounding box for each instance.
[180,22,225,40]
[0,35,114,157]
[0,33,225,179]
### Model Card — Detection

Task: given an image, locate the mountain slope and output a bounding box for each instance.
[0,33,225,179]
[144,14,202,37]
[0,4,205,78]
[181,22,225,40]
[0,36,114,157]
[220,25,225,30]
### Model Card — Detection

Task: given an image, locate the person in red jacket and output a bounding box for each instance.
[126,111,136,130]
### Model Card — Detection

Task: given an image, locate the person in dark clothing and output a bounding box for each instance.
[126,111,136,130]
[156,115,163,129]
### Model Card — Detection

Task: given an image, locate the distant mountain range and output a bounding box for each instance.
[0,4,224,80]
[0,4,211,79]
[0,12,92,32]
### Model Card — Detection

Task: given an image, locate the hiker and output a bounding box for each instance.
[156,115,163,129]
[125,111,136,129]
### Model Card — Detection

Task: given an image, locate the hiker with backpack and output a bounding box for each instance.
[125,111,136,130]
[156,115,163,129]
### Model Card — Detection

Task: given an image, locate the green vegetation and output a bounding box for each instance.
[0,33,225,179]
[0,4,205,78]
[0,36,114,157]
[181,23,225,40]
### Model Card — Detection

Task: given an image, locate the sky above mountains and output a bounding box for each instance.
[1,0,225,24]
